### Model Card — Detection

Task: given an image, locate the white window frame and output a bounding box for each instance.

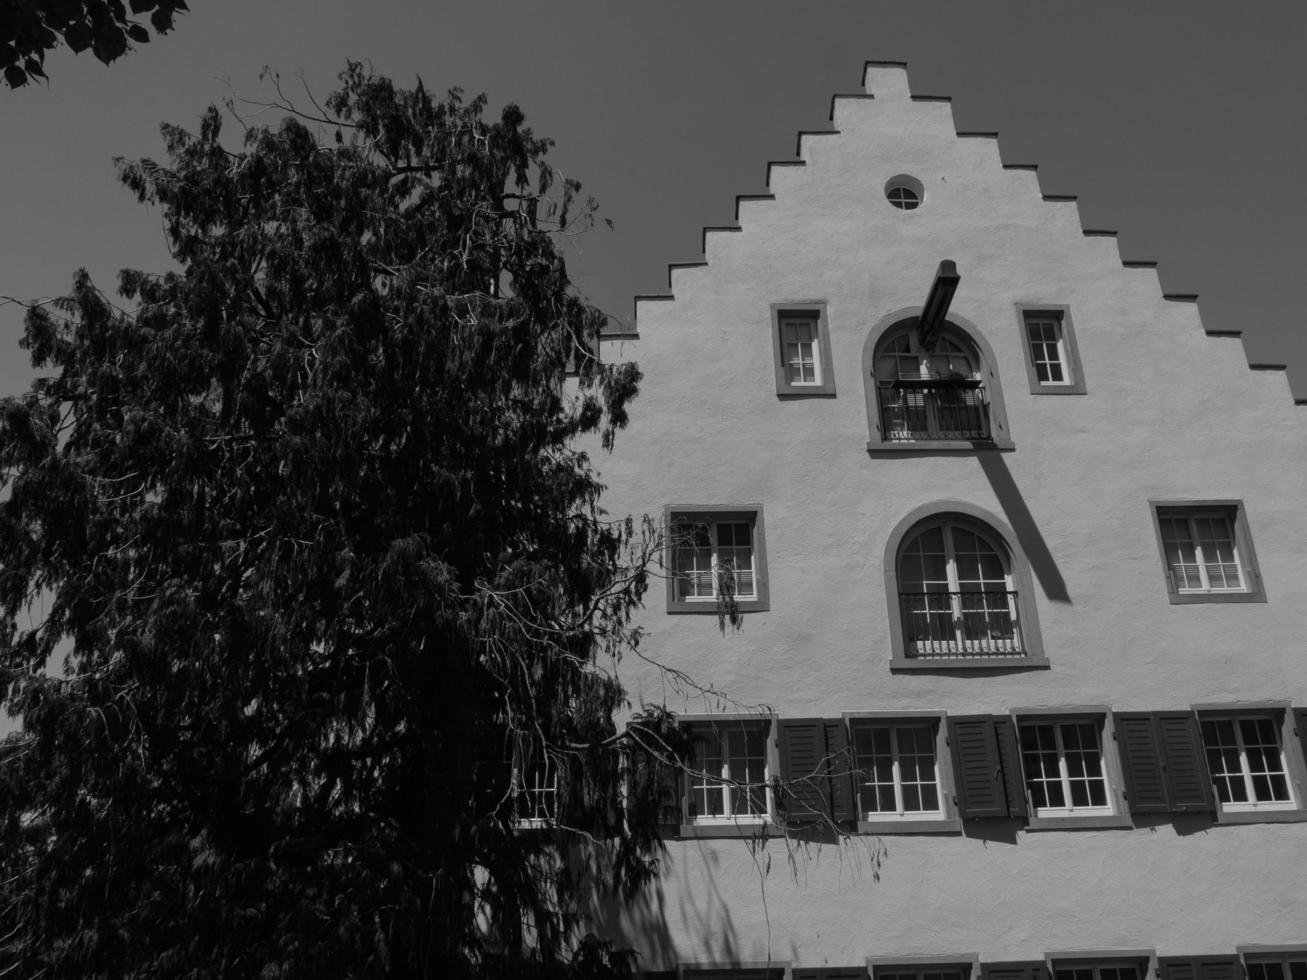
[1017,719,1113,818]
[1011,710,1131,830]
[850,720,945,822]
[1053,962,1145,980]
[681,719,775,829]
[665,506,770,615]
[898,517,1021,657]
[1149,500,1266,604]
[781,314,821,386]
[512,754,559,827]
[1017,305,1086,395]
[1198,712,1296,814]
[1241,950,1307,980]
[1025,315,1069,385]
[868,955,979,980]
[771,303,835,396]
[1159,511,1244,593]
[674,519,755,602]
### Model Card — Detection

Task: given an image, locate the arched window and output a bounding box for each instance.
[898,517,1021,658]
[884,504,1046,669]
[874,322,987,441]
[862,312,1014,451]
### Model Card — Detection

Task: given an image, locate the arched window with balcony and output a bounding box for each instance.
[884,503,1047,671]
[862,310,1014,451]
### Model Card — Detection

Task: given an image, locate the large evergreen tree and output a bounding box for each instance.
[0,63,667,977]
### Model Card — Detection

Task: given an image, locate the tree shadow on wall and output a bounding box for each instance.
[580,838,754,974]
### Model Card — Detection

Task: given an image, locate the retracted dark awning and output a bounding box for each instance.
[917,259,960,349]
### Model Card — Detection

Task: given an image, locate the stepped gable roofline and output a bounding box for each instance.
[734,193,774,221]
[631,59,1301,404]
[828,92,875,122]
[794,128,840,157]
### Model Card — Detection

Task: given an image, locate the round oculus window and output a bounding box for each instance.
[885,175,924,211]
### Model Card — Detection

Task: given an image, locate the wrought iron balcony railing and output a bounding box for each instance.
[899,590,1025,658]
[879,377,991,441]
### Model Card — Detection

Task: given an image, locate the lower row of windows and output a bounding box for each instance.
[605,705,1307,835]
[638,952,1306,980]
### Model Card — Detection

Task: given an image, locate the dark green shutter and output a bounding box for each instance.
[994,716,1029,818]
[949,715,1008,818]
[982,962,1050,980]
[684,969,785,980]
[780,718,832,822]
[1158,712,1214,811]
[625,721,683,829]
[1116,713,1171,813]
[824,718,858,823]
[1117,712,1214,813]
[1159,957,1241,980]
[1293,708,1307,780]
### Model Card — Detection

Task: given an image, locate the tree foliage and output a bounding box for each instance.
[0,63,667,977]
[1,0,188,88]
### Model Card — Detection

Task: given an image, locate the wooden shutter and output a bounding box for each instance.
[824,718,858,823]
[1293,708,1307,778]
[1159,957,1241,980]
[994,716,1029,818]
[780,718,833,822]
[793,968,869,980]
[982,962,1050,980]
[684,969,784,980]
[1116,712,1171,813]
[949,715,1009,818]
[1157,712,1214,811]
[1117,712,1214,813]
[625,721,683,829]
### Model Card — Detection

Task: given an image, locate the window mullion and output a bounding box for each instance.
[942,524,966,647]
[709,522,721,598]
[1188,516,1212,591]
[1051,725,1074,810]
[1233,724,1259,805]
[718,734,731,816]
[891,730,906,815]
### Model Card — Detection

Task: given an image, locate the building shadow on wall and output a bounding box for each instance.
[977,452,1071,604]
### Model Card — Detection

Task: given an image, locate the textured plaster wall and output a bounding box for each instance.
[594,65,1307,970]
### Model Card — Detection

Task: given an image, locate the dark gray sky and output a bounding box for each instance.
[3,1,1305,398]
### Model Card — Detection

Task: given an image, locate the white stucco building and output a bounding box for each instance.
[594,62,1307,980]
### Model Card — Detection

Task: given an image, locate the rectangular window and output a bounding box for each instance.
[512,754,558,824]
[686,721,773,824]
[1054,966,1141,980]
[1018,720,1111,816]
[1159,512,1242,592]
[771,303,835,396]
[873,962,975,980]
[782,315,820,384]
[1149,501,1265,603]
[1017,305,1086,394]
[665,506,770,614]
[851,721,943,819]
[675,519,753,600]
[1245,956,1307,980]
[1025,315,1068,384]
[1199,714,1294,812]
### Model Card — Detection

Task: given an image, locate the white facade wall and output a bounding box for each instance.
[595,64,1307,974]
